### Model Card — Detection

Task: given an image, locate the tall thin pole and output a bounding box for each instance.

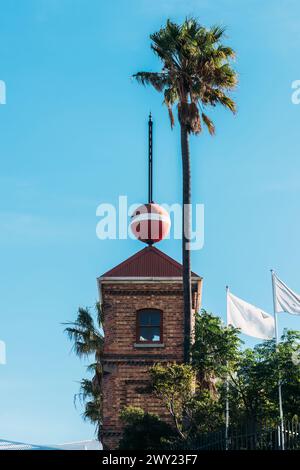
[148,113,153,204]
[225,285,230,450]
[271,269,285,450]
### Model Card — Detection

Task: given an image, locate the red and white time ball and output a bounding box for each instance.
[130,203,171,244]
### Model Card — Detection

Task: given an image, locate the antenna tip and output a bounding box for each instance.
[149,112,152,121]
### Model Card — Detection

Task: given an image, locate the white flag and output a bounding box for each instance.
[227,292,275,340]
[273,272,300,315]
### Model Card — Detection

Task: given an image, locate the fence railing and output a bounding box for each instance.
[167,420,300,450]
[284,420,300,450]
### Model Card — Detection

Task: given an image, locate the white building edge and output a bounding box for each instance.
[0,438,102,451]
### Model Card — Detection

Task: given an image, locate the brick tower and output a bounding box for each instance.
[98,245,202,449]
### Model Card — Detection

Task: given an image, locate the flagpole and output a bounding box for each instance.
[225,285,230,450]
[271,269,285,450]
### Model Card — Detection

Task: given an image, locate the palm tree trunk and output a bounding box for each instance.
[181,123,192,364]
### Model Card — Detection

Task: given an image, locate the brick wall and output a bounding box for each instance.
[100,280,200,450]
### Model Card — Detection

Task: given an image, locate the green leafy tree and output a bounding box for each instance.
[148,363,194,440]
[117,313,300,448]
[188,390,225,436]
[146,313,241,441]
[278,330,300,419]
[192,310,241,394]
[118,407,175,450]
[226,330,300,427]
[64,303,103,439]
[133,19,237,362]
[224,347,277,428]
[147,364,227,442]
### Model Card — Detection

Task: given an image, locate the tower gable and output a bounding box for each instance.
[99,245,201,279]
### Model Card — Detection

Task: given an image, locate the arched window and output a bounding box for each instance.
[136,309,163,343]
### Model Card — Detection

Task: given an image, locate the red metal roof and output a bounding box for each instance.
[100,246,201,278]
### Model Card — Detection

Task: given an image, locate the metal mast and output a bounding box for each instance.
[148,113,153,203]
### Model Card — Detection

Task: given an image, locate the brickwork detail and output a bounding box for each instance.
[100,281,200,449]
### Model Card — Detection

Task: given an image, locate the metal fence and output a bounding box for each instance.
[168,420,300,450]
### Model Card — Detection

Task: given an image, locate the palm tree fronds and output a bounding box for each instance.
[64,303,103,439]
[64,306,104,358]
[201,112,215,135]
[217,45,236,60]
[209,24,227,42]
[134,18,237,136]
[96,301,104,328]
[167,105,175,128]
[132,72,168,92]
[164,87,178,128]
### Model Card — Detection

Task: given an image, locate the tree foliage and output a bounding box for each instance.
[133,18,237,135]
[192,310,241,394]
[148,363,195,439]
[227,330,300,427]
[65,301,300,449]
[64,303,103,439]
[118,407,175,450]
[121,311,300,448]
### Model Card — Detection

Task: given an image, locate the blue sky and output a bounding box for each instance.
[0,0,300,445]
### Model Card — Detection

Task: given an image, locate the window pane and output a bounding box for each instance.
[139,310,161,326]
[139,327,161,342]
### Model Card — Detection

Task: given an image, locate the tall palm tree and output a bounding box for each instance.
[64,303,103,439]
[133,18,237,362]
